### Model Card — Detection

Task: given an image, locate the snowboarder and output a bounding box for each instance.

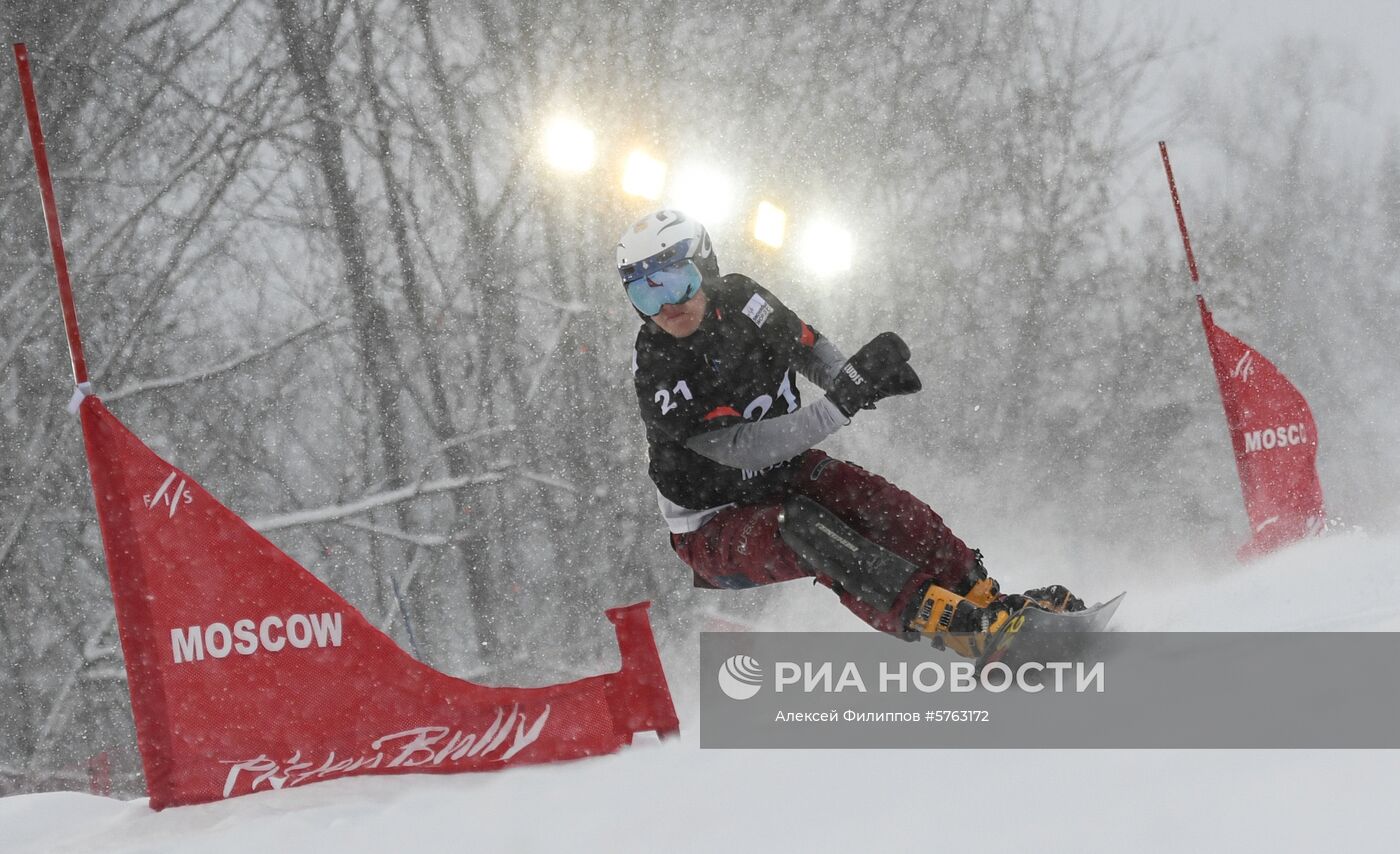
[619,209,1083,658]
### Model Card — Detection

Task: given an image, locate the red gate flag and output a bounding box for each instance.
[1197,297,1326,559]
[78,395,679,810]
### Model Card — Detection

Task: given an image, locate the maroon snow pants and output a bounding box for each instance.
[670,450,980,635]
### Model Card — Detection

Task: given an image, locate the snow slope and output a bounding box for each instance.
[4,530,1399,854]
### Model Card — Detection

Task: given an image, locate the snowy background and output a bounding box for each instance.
[2,0,1399,845]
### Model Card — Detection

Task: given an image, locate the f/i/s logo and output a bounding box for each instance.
[1230,351,1256,384]
[144,471,193,518]
[718,655,764,700]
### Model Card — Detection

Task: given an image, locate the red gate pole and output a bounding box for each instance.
[13,42,91,390]
[1158,140,1202,293]
[1160,140,1220,354]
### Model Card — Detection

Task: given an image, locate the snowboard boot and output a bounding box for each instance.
[906,583,1025,659]
[953,549,1001,607]
[963,576,1000,608]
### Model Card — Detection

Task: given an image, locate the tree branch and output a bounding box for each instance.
[248,470,504,532]
[104,317,344,402]
[338,517,467,546]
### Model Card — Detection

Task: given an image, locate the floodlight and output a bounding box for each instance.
[621,150,667,199]
[801,222,854,275]
[753,201,786,248]
[668,165,735,224]
[541,117,596,174]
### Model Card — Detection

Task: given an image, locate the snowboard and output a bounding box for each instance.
[976,592,1126,671]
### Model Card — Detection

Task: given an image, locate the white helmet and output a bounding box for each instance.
[615,209,719,284]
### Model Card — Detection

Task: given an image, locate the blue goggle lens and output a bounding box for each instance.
[624,260,702,316]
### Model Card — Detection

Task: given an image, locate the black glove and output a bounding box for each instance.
[826,331,922,418]
[1020,585,1085,613]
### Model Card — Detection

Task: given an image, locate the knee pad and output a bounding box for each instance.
[777,495,917,613]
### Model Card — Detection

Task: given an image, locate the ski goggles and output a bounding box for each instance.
[622,258,703,317]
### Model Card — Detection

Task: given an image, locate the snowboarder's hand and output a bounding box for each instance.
[1019,585,1085,613]
[827,331,922,418]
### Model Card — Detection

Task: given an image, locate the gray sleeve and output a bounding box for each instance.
[793,334,847,391]
[684,397,849,470]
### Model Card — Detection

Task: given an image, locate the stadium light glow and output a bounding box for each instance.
[541,117,596,174]
[622,150,667,199]
[753,201,787,248]
[668,165,735,225]
[800,221,854,275]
